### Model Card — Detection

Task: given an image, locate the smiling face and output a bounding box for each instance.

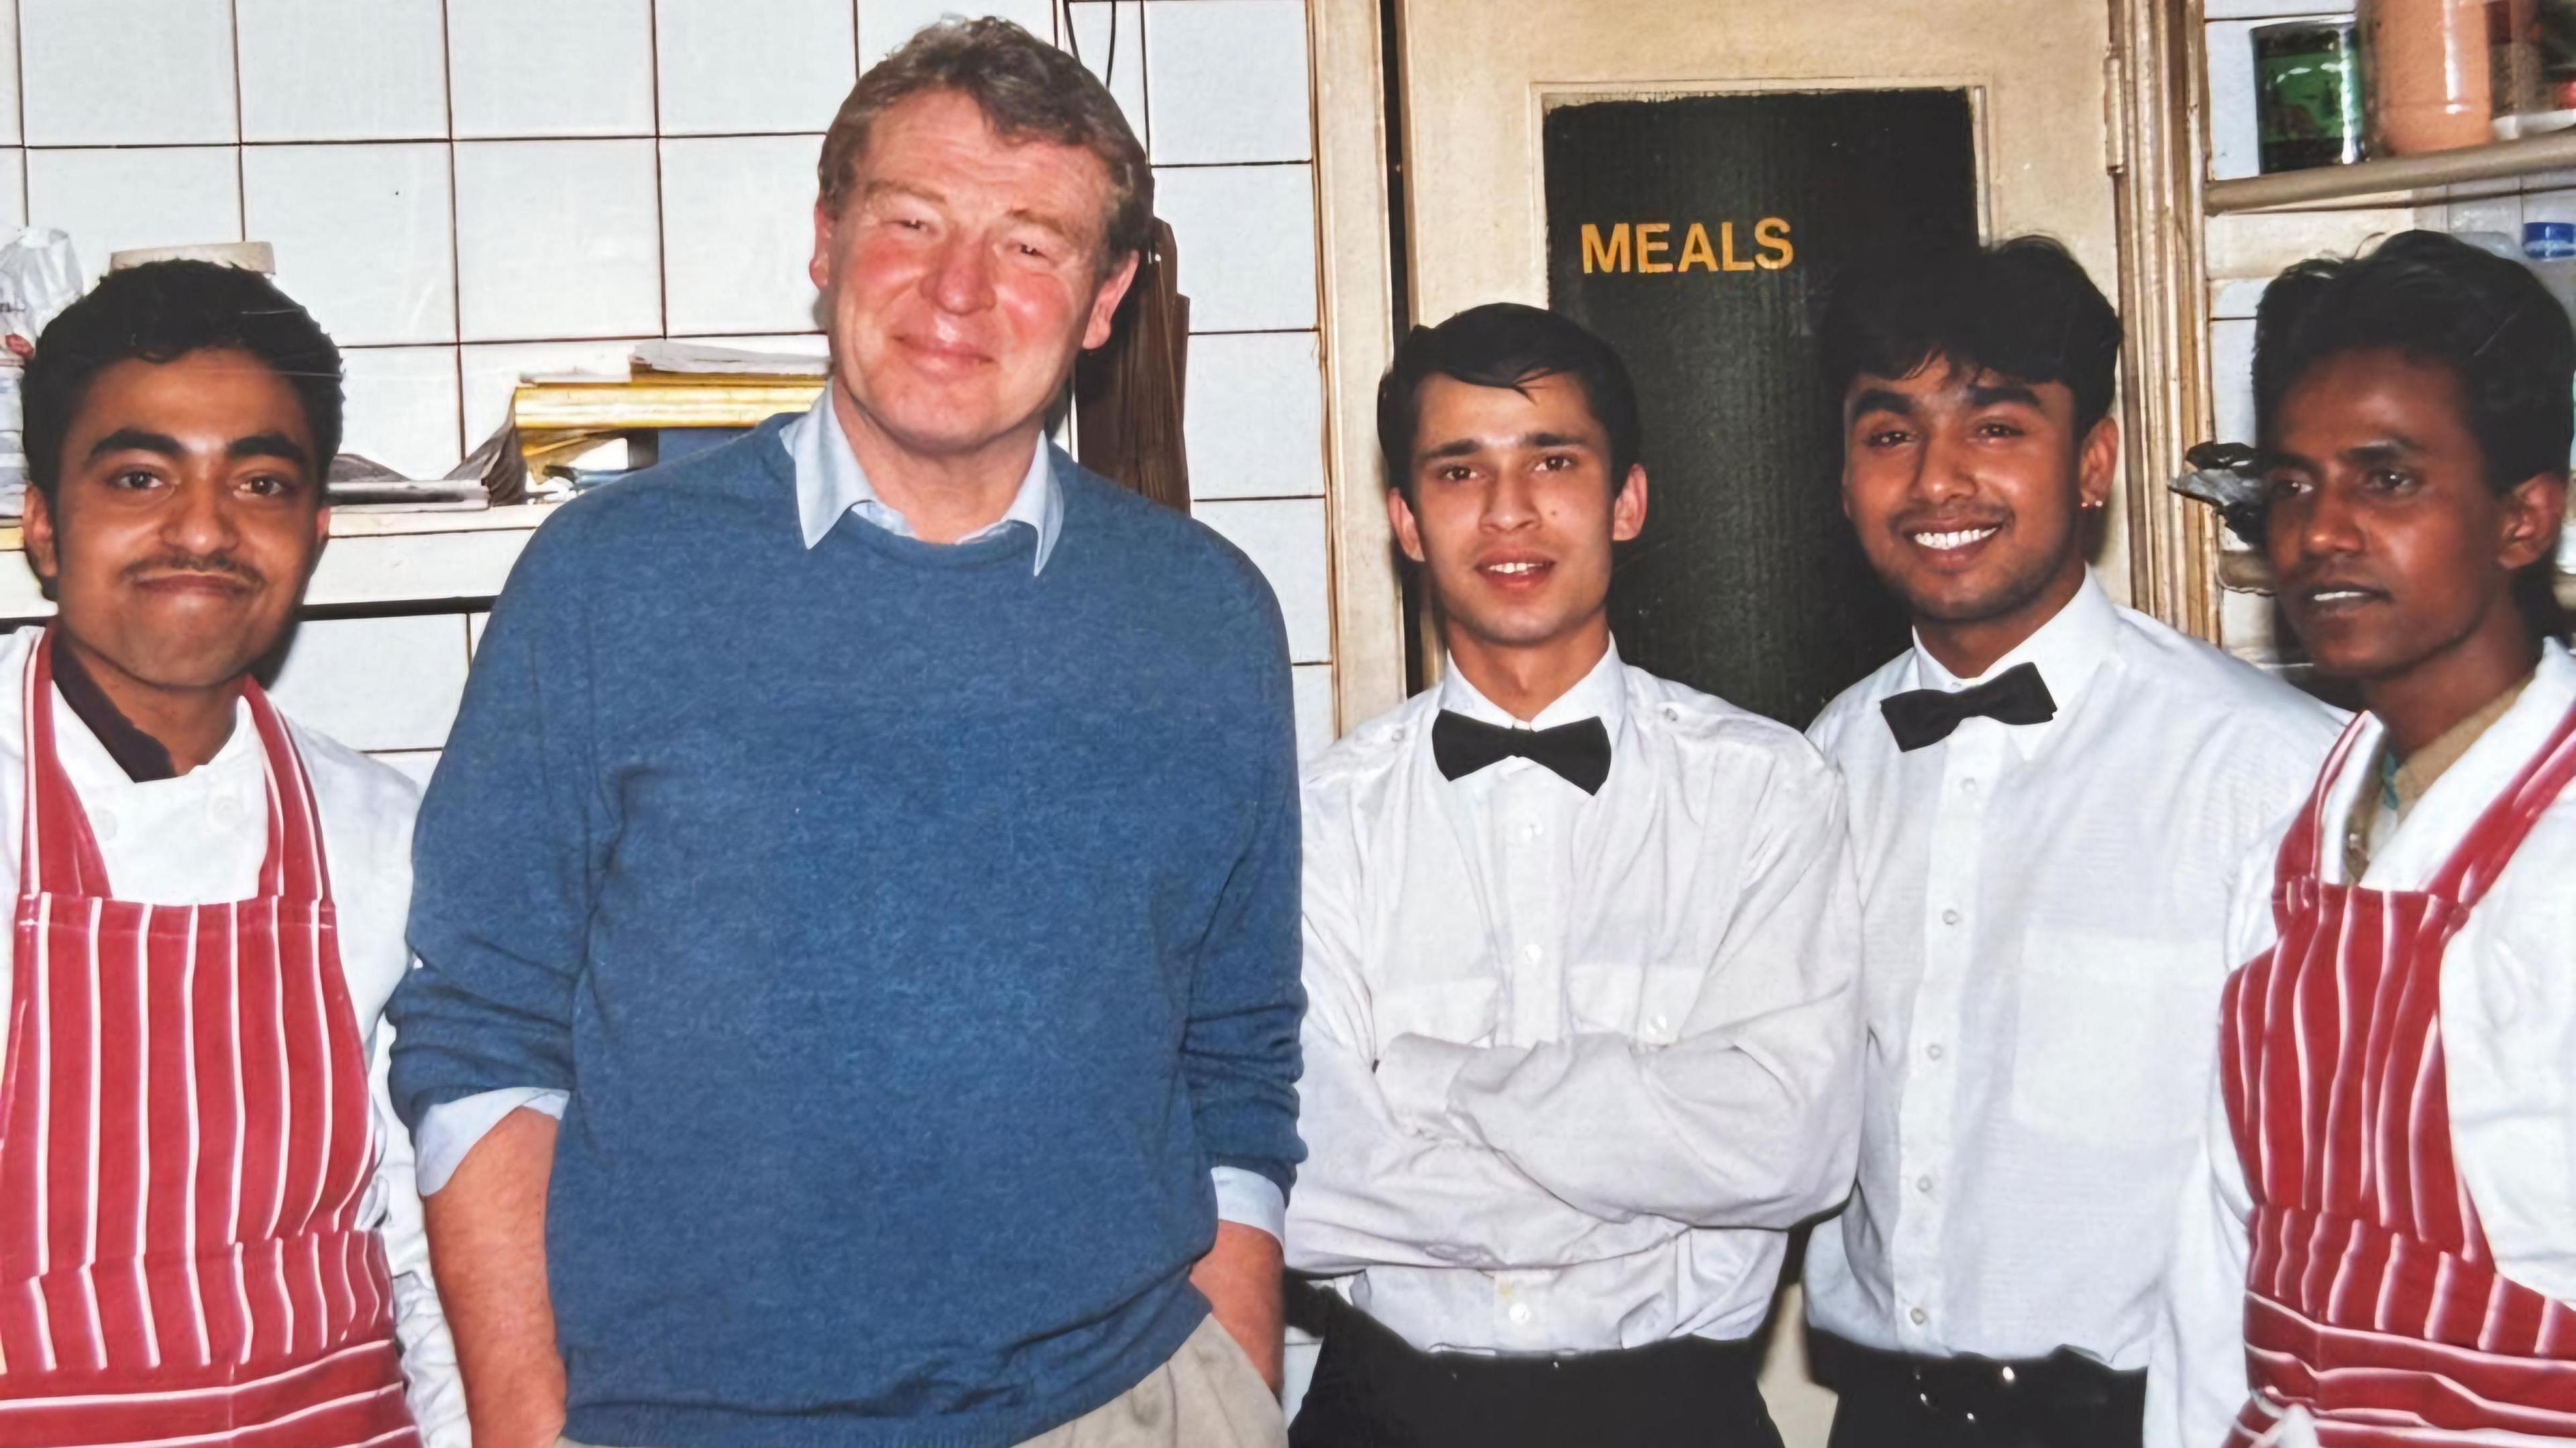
[23,347,327,696]
[1840,357,2116,667]
[810,89,1137,467]
[2263,347,2561,689]
[1389,371,1646,682]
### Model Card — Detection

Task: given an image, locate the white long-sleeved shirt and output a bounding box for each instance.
[2147,641,2576,1448]
[411,389,1284,1237]
[1284,644,1865,1352]
[1803,573,2339,1369]
[0,626,465,1447]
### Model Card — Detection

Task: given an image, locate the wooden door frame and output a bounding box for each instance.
[1307,0,2221,736]
[2107,0,2222,640]
[1309,0,1408,731]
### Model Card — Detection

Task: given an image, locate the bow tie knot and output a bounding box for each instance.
[1878,661,2057,751]
[1431,710,1613,794]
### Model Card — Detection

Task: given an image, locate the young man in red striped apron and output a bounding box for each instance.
[2149,229,2576,1448]
[0,260,463,1446]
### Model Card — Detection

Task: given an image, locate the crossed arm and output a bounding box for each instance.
[1286,757,1865,1272]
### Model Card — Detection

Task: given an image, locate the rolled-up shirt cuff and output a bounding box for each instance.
[414,1087,570,1195]
[1375,1033,1481,1139]
[1211,1166,1285,1242]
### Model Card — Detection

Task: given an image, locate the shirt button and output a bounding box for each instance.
[1940,908,1961,926]
[1508,1302,1532,1325]
[1650,1012,1670,1033]
[1961,777,1979,793]
[210,793,246,826]
[1910,1306,1929,1326]
[1917,1174,1935,1194]
[1521,942,1543,962]
[1925,1043,1944,1061]
[1523,822,1542,840]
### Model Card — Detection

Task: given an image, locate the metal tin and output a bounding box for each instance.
[2254,19,2367,172]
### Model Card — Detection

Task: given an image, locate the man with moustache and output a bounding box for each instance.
[387,19,1301,1448]
[2151,231,2576,1448]
[0,260,463,1446]
[1283,302,1863,1448]
[1800,239,2338,1448]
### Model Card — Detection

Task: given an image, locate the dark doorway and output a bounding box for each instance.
[1544,89,1980,726]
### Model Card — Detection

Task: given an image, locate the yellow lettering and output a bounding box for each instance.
[1580,223,1631,274]
[1636,222,1673,274]
[1677,223,1719,272]
[1756,216,1795,270]
[1719,221,1758,272]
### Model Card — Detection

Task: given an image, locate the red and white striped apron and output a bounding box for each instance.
[0,631,419,1447]
[2218,703,2576,1445]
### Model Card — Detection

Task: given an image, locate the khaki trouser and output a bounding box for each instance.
[557,1315,1287,1448]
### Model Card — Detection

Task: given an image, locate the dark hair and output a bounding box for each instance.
[2254,229,2573,489]
[820,17,1152,262]
[2255,228,2573,638]
[24,260,341,500]
[1376,302,1642,492]
[1819,236,2123,435]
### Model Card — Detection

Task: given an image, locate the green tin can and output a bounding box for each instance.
[2254,19,2365,173]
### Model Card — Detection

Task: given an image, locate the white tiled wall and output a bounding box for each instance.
[9,0,1334,761]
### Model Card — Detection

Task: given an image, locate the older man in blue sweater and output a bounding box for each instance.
[386,20,1303,1448]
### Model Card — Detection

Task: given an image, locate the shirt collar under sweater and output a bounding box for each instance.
[783,387,1063,573]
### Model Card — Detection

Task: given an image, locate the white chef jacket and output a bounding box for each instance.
[1284,643,1865,1352]
[0,627,466,1447]
[1803,572,2341,1369]
[2147,640,2576,1448]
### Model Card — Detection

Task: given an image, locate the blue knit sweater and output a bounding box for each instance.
[388,419,1305,1448]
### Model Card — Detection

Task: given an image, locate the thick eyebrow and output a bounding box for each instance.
[863,178,1087,247]
[228,431,311,467]
[1966,380,2045,410]
[85,428,310,469]
[2259,435,2424,476]
[862,178,945,209]
[1005,206,1085,247]
[85,427,183,462]
[1522,431,1597,451]
[1416,431,1600,463]
[1846,387,1915,420]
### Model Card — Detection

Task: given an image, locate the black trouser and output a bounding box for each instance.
[1288,1292,1783,1448]
[1812,1333,2145,1448]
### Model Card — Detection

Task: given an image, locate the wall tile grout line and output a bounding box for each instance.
[648,0,670,341]
[227,0,246,249]
[438,0,466,462]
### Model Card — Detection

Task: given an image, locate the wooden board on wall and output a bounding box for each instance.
[1544,90,1980,724]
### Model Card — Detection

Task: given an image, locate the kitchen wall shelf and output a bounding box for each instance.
[2208,129,2576,214]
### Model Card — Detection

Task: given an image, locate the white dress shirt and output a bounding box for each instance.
[413,392,1286,1237]
[0,628,465,1447]
[2149,641,2576,1448]
[1285,644,1865,1352]
[1803,572,2340,1370]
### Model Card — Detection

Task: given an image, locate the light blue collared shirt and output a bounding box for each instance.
[412,390,1285,1243]
[785,386,1065,572]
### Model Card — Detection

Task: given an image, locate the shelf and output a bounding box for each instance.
[2207,129,2576,214]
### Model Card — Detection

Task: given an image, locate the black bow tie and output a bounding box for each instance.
[1431,710,1613,794]
[1879,662,2057,751]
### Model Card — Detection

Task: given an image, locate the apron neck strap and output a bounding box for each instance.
[19,628,327,905]
[2278,713,2376,888]
[2424,698,2576,908]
